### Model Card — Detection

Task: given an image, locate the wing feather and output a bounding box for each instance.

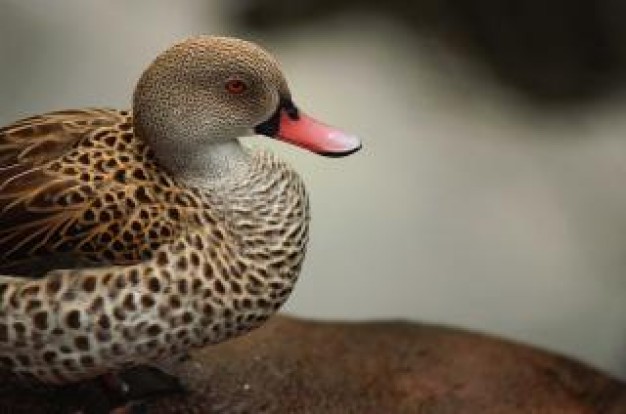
[0,109,190,276]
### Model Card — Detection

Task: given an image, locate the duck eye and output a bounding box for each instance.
[225,79,247,94]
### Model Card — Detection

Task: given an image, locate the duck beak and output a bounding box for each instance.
[276,110,361,157]
[255,100,361,157]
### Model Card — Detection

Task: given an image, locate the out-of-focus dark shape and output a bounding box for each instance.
[227,0,364,29]
[227,0,626,103]
[442,0,618,101]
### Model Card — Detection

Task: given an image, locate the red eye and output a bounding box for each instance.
[225,79,247,94]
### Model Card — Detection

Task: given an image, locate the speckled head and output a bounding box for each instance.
[133,35,361,170]
[133,36,286,144]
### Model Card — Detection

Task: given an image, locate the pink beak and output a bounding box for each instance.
[275,110,361,157]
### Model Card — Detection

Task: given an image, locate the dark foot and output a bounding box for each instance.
[109,401,148,414]
[57,366,186,414]
[115,365,186,401]
[57,380,119,414]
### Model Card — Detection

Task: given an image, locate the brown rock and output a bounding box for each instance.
[1,315,625,413]
[156,316,626,413]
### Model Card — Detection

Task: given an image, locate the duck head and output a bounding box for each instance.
[133,36,361,166]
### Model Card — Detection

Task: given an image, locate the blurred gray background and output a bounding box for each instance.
[1,0,625,378]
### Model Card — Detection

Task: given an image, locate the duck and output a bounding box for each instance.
[0,36,360,388]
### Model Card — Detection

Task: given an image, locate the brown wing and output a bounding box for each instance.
[0,108,192,276]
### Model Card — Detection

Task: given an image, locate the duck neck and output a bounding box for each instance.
[160,139,252,187]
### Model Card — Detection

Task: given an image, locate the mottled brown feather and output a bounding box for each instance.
[0,108,193,274]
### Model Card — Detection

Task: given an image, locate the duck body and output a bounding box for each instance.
[0,107,309,384]
[0,35,359,387]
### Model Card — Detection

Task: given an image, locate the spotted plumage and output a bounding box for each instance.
[0,36,359,386]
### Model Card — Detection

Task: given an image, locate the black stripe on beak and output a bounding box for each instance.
[254,98,299,137]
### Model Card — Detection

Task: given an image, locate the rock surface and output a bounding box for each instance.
[1,315,625,413]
